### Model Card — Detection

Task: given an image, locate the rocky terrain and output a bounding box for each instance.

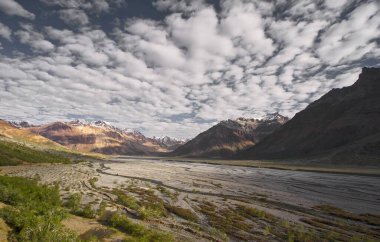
[172,113,288,158]
[237,67,380,163]
[1,158,379,242]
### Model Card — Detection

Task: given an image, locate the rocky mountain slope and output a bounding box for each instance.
[0,119,64,149]
[237,67,380,164]
[171,113,288,158]
[23,120,174,155]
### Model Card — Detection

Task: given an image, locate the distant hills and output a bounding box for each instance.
[9,120,184,155]
[237,67,380,163]
[0,119,64,150]
[171,113,288,158]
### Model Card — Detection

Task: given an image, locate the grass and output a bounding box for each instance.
[156,185,179,201]
[198,201,253,240]
[197,202,352,242]
[236,205,275,221]
[89,177,98,188]
[65,193,96,219]
[79,227,116,241]
[314,204,380,226]
[113,189,139,210]
[0,139,71,166]
[0,175,78,241]
[113,187,166,220]
[107,212,174,242]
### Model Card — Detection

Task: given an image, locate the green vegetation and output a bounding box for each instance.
[89,177,98,188]
[0,139,71,166]
[97,200,107,217]
[0,175,77,241]
[138,205,165,220]
[66,193,82,213]
[114,187,166,220]
[113,189,139,210]
[156,185,179,201]
[65,193,96,219]
[236,205,275,221]
[79,228,116,241]
[198,201,253,240]
[108,212,174,242]
[79,204,97,219]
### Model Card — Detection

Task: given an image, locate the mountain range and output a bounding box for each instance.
[237,67,380,164]
[171,113,288,158]
[7,120,185,155]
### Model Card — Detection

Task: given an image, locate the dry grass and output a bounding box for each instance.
[314,204,380,226]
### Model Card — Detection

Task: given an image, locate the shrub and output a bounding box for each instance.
[108,212,174,242]
[113,189,139,210]
[65,193,82,213]
[78,204,96,219]
[138,206,165,220]
[0,175,77,242]
[97,200,107,216]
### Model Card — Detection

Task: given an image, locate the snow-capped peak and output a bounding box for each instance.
[262,112,288,122]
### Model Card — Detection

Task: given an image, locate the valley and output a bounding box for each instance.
[1,0,380,241]
[1,157,379,241]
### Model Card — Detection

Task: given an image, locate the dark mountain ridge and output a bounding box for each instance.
[171,113,288,158]
[237,67,380,164]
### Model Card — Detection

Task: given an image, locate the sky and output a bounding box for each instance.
[0,0,379,139]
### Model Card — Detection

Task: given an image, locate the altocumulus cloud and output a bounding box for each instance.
[0,0,379,139]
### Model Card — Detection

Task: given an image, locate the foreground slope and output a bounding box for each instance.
[238,67,380,163]
[172,114,288,158]
[25,120,170,155]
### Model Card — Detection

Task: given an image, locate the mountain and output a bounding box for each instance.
[237,67,380,164]
[171,113,288,158]
[0,119,64,149]
[23,120,176,155]
[153,136,187,150]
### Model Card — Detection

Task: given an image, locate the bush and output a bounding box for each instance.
[97,200,107,216]
[65,193,82,213]
[78,204,96,219]
[138,206,165,220]
[110,212,146,237]
[0,175,77,241]
[113,189,139,210]
[108,212,174,242]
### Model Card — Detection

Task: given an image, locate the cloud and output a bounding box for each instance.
[0,0,379,138]
[324,0,349,9]
[317,1,380,65]
[0,23,11,40]
[59,9,89,26]
[153,0,206,12]
[0,0,35,19]
[40,0,109,13]
[220,0,275,60]
[15,24,54,52]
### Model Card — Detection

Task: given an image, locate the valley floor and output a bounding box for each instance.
[1,157,379,241]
